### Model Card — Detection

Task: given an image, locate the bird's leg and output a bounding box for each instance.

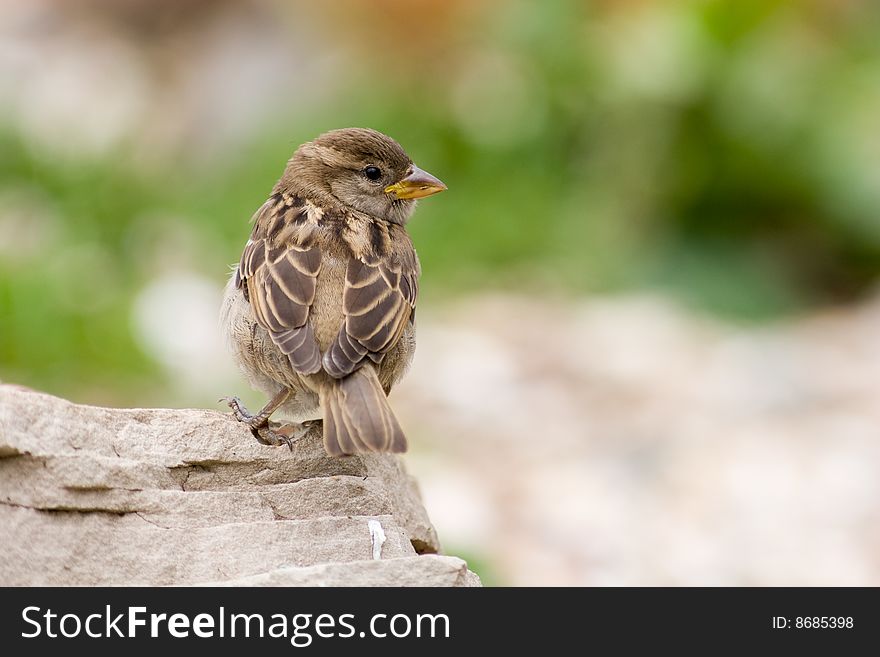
[222,392,287,426]
[219,389,300,449]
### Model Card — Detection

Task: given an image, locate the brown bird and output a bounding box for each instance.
[220,128,446,456]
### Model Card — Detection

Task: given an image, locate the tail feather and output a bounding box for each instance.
[323,390,356,455]
[321,366,407,456]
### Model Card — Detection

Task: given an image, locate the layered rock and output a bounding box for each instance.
[0,384,479,587]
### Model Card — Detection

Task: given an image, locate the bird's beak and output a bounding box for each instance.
[384,165,447,200]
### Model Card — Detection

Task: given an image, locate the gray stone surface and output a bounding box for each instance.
[0,384,479,586]
[205,556,481,587]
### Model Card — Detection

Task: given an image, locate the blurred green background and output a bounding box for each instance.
[2,0,880,406]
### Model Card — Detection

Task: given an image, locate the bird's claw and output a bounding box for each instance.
[220,395,311,451]
[220,396,255,423]
[250,424,290,450]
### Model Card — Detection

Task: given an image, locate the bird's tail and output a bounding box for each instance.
[321,365,407,456]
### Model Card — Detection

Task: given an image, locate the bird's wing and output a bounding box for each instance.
[323,235,419,379]
[236,197,323,374]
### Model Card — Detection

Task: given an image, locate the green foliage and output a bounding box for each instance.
[3,0,880,400]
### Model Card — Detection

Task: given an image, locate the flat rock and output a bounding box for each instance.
[0,384,479,587]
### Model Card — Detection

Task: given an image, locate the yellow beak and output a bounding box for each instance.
[384,165,447,200]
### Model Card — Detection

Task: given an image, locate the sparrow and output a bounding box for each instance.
[219,128,446,456]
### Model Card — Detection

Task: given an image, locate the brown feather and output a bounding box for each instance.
[321,366,407,455]
[236,202,323,376]
[323,234,418,379]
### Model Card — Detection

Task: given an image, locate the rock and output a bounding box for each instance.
[204,556,481,587]
[0,384,479,586]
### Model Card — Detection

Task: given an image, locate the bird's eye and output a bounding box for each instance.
[364,166,382,182]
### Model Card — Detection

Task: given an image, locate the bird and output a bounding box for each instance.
[219,128,446,456]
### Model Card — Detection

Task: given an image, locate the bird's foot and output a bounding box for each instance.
[220,396,260,424]
[261,420,318,451]
[219,396,315,451]
[252,421,294,450]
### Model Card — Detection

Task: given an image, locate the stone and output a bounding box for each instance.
[0,384,479,587]
[205,556,481,587]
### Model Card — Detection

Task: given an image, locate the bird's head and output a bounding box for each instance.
[279,127,446,224]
